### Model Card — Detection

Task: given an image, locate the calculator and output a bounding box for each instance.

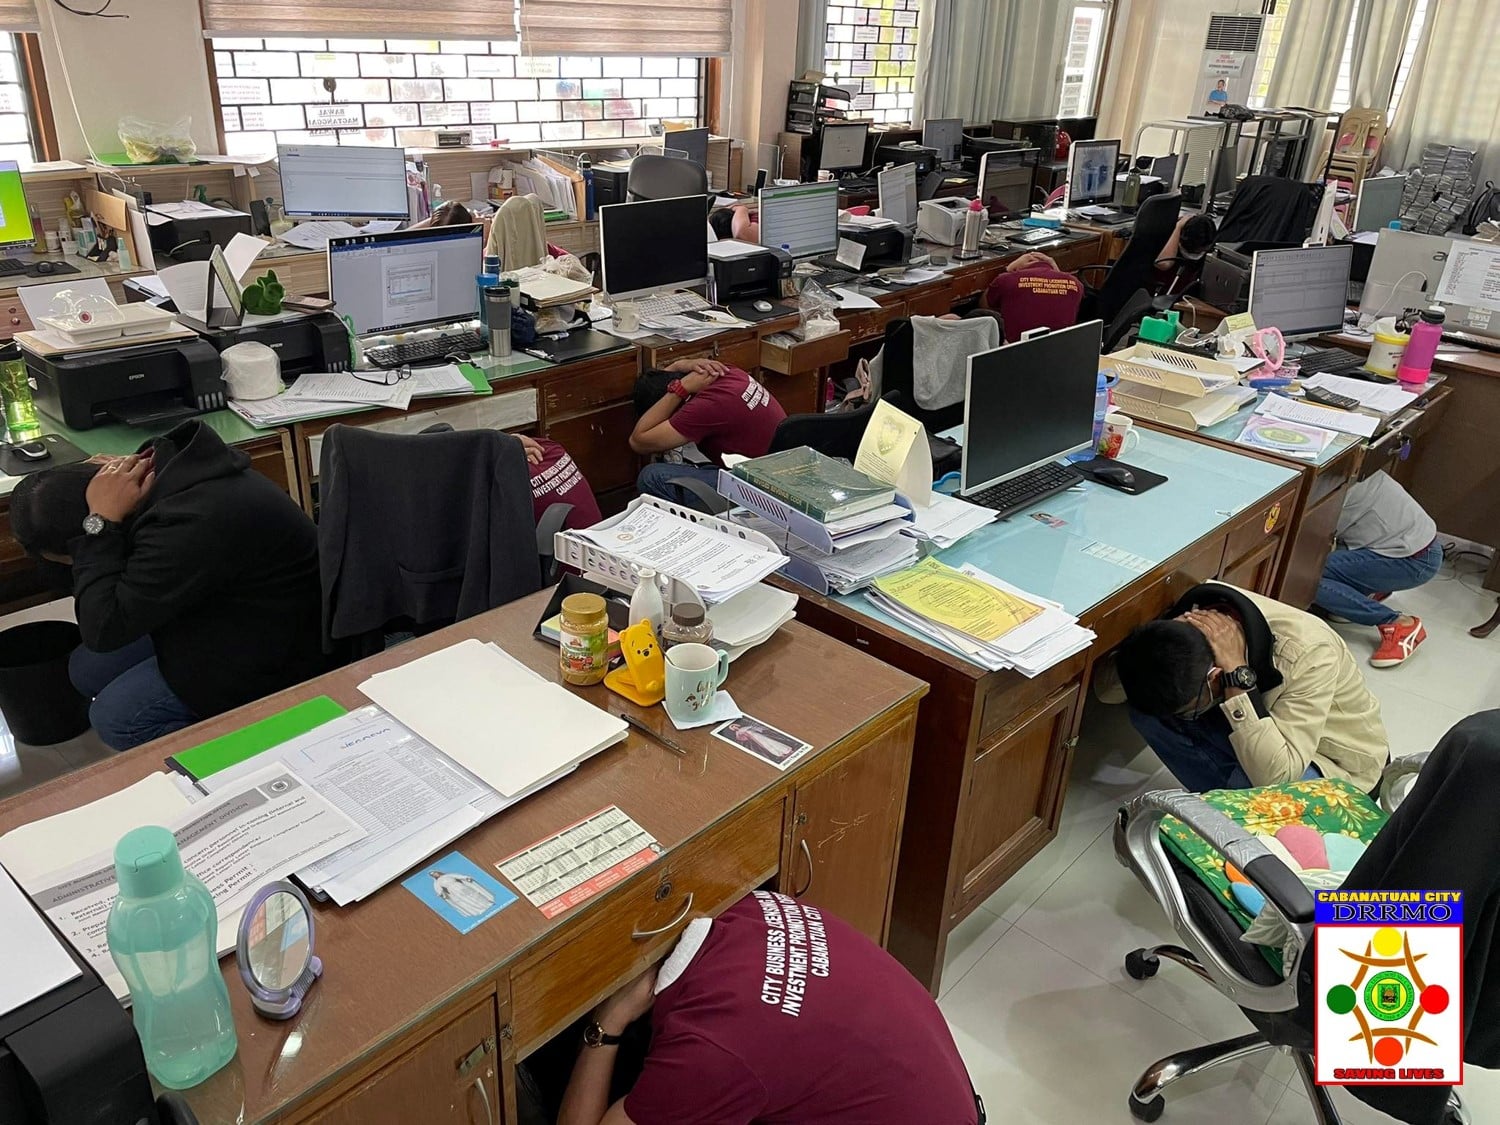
[1303,386,1360,411]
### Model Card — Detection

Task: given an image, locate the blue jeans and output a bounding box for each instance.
[1130,706,1321,792]
[69,637,197,752]
[637,462,723,512]
[1316,540,1443,626]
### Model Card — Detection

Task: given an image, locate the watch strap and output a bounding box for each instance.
[667,378,689,399]
[583,1021,624,1048]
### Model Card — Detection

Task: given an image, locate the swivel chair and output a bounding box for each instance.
[627,155,709,204]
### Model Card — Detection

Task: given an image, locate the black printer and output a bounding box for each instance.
[840,225,913,268]
[180,310,349,380]
[873,142,938,180]
[708,246,789,306]
[145,204,254,262]
[29,338,226,430]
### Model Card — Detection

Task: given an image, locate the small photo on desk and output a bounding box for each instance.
[713,716,813,771]
[402,850,517,935]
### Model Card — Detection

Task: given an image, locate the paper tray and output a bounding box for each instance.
[715,471,915,555]
[1113,384,1252,432]
[1101,343,1243,399]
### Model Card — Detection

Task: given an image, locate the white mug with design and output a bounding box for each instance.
[1098,412,1140,459]
[664,643,729,726]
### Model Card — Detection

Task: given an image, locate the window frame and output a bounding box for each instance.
[1058,1,1113,120]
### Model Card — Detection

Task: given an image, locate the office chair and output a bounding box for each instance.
[1215,176,1323,244]
[627,155,709,204]
[1076,191,1183,330]
[1113,760,1471,1125]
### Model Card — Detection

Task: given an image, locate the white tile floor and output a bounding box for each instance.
[938,555,1500,1124]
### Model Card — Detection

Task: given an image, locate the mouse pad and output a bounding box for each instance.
[1,433,89,476]
[1071,456,1167,495]
[725,300,793,323]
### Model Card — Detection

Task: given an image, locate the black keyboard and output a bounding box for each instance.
[0,258,27,276]
[1292,347,1364,376]
[964,462,1082,519]
[365,327,485,369]
[806,263,859,285]
[839,176,876,193]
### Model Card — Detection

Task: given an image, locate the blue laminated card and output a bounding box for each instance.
[403,850,517,934]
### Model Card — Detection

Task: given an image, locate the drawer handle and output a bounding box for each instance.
[794,838,814,898]
[632,891,694,939]
[472,1077,496,1125]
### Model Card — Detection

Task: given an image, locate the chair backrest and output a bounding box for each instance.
[1092,191,1183,326]
[1216,176,1322,244]
[628,155,709,203]
[769,401,878,462]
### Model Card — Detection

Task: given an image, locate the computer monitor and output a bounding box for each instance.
[1248,244,1355,340]
[1066,139,1121,207]
[599,194,710,299]
[1356,228,1449,322]
[664,127,709,168]
[922,117,963,163]
[758,181,840,259]
[278,143,410,220]
[977,151,1034,218]
[1353,175,1405,233]
[818,122,870,174]
[327,224,484,336]
[1148,153,1180,186]
[961,320,1103,492]
[0,161,35,249]
[877,162,917,229]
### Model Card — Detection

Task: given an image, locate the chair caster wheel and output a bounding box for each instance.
[1125,949,1160,980]
[1129,1093,1166,1122]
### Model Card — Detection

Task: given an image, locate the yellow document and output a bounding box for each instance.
[874,557,1043,642]
[854,399,932,506]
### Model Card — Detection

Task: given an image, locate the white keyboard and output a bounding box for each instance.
[635,291,712,320]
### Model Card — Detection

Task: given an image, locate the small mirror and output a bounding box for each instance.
[236,881,321,1020]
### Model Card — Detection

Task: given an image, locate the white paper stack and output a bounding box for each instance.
[867,563,1095,676]
[579,504,787,603]
[1300,372,1419,416]
[734,504,917,594]
[228,365,474,427]
[710,585,799,661]
[902,494,998,549]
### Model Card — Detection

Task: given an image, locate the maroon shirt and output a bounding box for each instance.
[624,891,978,1125]
[985,266,1085,342]
[528,438,601,530]
[669,366,786,466]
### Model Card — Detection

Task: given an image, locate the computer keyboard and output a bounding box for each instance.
[365,327,485,369]
[964,462,1082,520]
[806,263,860,285]
[0,258,27,276]
[838,176,876,193]
[1291,347,1365,376]
[635,291,711,321]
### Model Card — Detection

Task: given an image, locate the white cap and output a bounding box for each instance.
[220,341,282,401]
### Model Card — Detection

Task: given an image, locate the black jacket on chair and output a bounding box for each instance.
[317,425,542,648]
[1216,176,1323,244]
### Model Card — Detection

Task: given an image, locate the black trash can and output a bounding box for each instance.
[0,620,91,745]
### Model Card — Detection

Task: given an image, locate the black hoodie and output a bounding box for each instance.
[69,420,325,720]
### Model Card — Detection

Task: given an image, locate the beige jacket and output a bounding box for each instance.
[1220,588,1389,791]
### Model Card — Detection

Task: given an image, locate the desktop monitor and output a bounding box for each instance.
[327,224,484,336]
[664,127,709,169]
[1356,228,1449,321]
[599,193,710,299]
[1353,175,1405,233]
[1248,243,1355,340]
[961,320,1103,492]
[977,151,1035,218]
[0,160,35,249]
[758,181,840,259]
[278,143,410,220]
[818,122,870,174]
[877,162,917,229]
[922,117,963,163]
[1148,153,1180,186]
[1066,138,1121,207]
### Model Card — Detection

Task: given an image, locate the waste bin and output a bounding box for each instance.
[0,620,91,745]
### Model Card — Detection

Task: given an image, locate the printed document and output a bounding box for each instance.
[872,557,1043,644]
[579,504,787,601]
[0,865,80,1015]
[855,399,932,506]
[1255,393,1379,438]
[1436,242,1500,310]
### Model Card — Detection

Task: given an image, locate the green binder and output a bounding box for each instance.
[166,696,348,782]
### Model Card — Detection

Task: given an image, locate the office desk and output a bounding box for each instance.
[0,590,925,1125]
[787,429,1302,990]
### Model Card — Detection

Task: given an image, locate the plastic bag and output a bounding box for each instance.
[118,115,198,165]
[795,280,840,341]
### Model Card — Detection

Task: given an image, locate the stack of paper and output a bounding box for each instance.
[710,584,799,661]
[579,504,787,603]
[1300,372,1419,416]
[867,559,1095,675]
[1255,393,1379,438]
[733,500,918,595]
[902,494,998,549]
[513,266,597,308]
[228,365,475,427]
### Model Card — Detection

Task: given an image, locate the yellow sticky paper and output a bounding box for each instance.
[854,399,931,506]
[1223,312,1257,334]
[874,558,1043,643]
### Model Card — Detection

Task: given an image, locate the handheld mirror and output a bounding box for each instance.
[236,881,321,1019]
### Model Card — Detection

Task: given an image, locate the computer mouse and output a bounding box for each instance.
[753,300,774,313]
[15,440,51,462]
[1094,463,1136,489]
[34,261,54,275]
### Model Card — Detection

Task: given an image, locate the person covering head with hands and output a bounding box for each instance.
[10,419,325,751]
[1115,581,1389,792]
[558,891,983,1125]
[631,358,785,511]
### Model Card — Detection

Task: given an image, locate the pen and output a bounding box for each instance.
[617,710,686,756]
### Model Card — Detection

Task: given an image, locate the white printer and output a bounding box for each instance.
[916,197,972,246]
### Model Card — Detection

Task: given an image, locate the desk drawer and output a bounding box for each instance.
[840,307,897,344]
[640,331,759,373]
[509,798,782,1053]
[1222,486,1295,573]
[1363,384,1454,481]
[902,284,956,318]
[0,295,31,338]
[542,365,638,419]
[760,329,851,375]
[1086,536,1226,655]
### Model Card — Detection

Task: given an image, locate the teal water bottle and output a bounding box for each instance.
[108,825,238,1090]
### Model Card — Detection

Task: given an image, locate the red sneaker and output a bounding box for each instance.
[1371,617,1426,667]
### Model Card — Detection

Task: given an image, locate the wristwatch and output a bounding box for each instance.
[1223,665,1258,691]
[81,513,115,537]
[582,1021,624,1048]
[667,378,690,400]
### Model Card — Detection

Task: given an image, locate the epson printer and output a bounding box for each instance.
[838,224,914,268]
[182,310,348,379]
[29,338,228,430]
[145,204,254,263]
[874,142,938,180]
[708,242,788,308]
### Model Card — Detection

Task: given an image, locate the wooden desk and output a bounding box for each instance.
[0,591,925,1125]
[784,430,1302,991]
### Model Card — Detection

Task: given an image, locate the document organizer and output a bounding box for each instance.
[1101,344,1250,432]
[553,495,784,605]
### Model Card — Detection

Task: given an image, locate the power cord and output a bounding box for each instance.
[51,0,127,17]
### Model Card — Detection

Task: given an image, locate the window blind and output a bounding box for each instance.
[0,0,37,34]
[200,0,516,41]
[520,0,731,57]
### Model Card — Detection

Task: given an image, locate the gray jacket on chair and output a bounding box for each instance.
[317,424,543,647]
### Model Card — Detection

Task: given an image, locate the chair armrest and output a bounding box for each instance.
[536,503,574,556]
[1379,752,1428,813]
[1076,264,1111,282]
[669,475,731,515]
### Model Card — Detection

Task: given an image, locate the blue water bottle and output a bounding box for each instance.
[108,825,238,1089]
[476,253,500,331]
[579,154,596,220]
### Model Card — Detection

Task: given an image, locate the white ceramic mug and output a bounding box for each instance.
[614,300,640,333]
[1098,412,1139,459]
[664,643,729,726]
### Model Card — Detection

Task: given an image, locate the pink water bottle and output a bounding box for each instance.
[1395,306,1444,386]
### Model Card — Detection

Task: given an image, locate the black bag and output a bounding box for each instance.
[1462,180,1499,236]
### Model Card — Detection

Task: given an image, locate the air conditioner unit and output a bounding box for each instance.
[1194,12,1266,117]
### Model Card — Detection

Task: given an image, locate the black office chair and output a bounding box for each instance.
[1077,191,1183,330]
[1216,176,1323,244]
[627,155,709,203]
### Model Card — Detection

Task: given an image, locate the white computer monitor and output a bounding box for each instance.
[1066,139,1121,207]
[922,117,962,163]
[977,151,1035,218]
[327,224,484,336]
[819,122,870,174]
[758,181,840,259]
[1249,244,1354,340]
[1353,175,1405,233]
[599,194,710,300]
[877,162,917,229]
[279,143,411,220]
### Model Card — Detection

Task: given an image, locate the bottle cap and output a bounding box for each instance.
[671,602,705,627]
[561,592,606,620]
[114,825,185,899]
[1421,306,1445,323]
[969,198,985,211]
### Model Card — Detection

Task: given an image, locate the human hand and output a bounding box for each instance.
[1008,252,1057,273]
[517,434,545,465]
[667,357,727,380]
[677,359,727,394]
[85,453,155,524]
[595,969,657,1035]
[1181,609,1248,678]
